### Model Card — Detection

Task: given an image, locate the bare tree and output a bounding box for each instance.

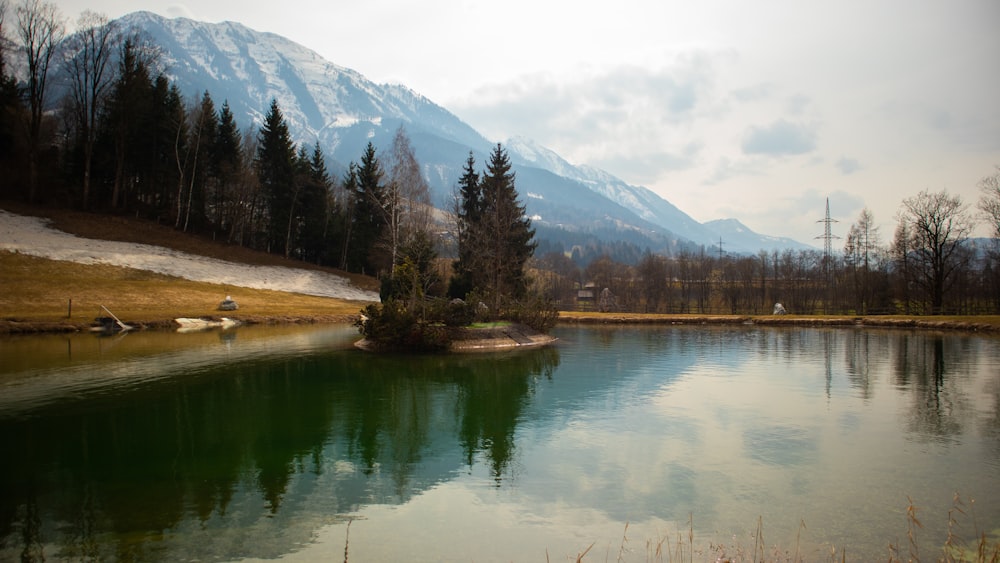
[977,166,1000,313]
[897,189,976,313]
[62,10,118,209]
[384,125,431,273]
[844,208,883,313]
[14,0,64,202]
[978,165,1000,239]
[637,251,668,313]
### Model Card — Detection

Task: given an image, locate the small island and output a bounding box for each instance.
[356,319,557,353]
[354,144,558,353]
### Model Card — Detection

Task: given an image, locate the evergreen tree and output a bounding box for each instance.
[479,143,536,306]
[256,99,296,256]
[178,90,218,232]
[346,142,387,274]
[151,79,185,214]
[449,151,481,298]
[339,163,359,271]
[299,141,331,264]
[104,33,157,209]
[211,100,242,232]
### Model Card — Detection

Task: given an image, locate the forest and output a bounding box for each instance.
[1,2,999,316]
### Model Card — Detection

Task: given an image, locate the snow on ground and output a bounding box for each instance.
[0,209,380,302]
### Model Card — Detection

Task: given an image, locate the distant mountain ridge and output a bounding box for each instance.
[108,11,812,257]
[703,219,814,254]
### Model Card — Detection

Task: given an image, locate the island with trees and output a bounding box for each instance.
[355,144,558,352]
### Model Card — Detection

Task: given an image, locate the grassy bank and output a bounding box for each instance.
[0,251,370,333]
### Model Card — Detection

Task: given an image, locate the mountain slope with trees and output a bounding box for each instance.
[80,11,804,256]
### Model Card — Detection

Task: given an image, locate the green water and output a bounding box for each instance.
[0,324,998,561]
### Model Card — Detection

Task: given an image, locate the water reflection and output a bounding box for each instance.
[0,325,997,561]
[0,327,559,561]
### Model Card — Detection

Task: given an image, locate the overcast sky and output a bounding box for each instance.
[52,0,1000,245]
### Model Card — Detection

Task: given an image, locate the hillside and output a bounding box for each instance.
[0,203,379,332]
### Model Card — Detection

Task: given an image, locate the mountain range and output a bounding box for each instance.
[106,11,815,258]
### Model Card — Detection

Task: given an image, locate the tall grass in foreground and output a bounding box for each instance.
[562,495,999,563]
[336,494,998,562]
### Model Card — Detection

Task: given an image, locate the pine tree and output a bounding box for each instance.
[339,163,359,271]
[211,100,242,232]
[348,142,388,274]
[104,33,159,210]
[256,99,296,256]
[449,151,481,298]
[469,143,536,306]
[178,90,218,232]
[297,141,330,263]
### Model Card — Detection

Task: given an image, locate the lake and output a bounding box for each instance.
[1,323,998,562]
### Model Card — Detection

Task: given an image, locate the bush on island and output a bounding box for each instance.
[356,293,558,352]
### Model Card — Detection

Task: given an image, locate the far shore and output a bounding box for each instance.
[559,311,1000,334]
[4,311,999,336]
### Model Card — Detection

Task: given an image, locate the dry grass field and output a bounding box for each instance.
[0,203,377,333]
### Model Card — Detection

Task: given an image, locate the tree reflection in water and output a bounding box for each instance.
[0,345,559,562]
[2,326,997,562]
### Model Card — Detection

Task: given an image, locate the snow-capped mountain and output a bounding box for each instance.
[104,11,809,256]
[703,218,814,254]
[122,11,490,157]
[506,136,721,246]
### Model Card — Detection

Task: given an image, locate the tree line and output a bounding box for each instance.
[532,180,1000,316]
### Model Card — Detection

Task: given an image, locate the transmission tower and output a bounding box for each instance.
[815,198,840,313]
[815,197,839,261]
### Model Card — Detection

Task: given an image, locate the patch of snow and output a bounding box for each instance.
[0,210,379,302]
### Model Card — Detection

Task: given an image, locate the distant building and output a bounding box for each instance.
[576,283,596,311]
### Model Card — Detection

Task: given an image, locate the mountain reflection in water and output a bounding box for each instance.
[0,324,997,562]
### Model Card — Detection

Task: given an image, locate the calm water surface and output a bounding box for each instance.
[0,324,998,561]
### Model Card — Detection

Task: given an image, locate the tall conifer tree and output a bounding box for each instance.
[212,100,242,231]
[449,151,481,298]
[458,143,536,306]
[256,99,296,255]
[345,142,386,274]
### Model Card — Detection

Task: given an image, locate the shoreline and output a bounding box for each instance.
[0,314,360,335]
[559,312,1000,334]
[4,312,999,336]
